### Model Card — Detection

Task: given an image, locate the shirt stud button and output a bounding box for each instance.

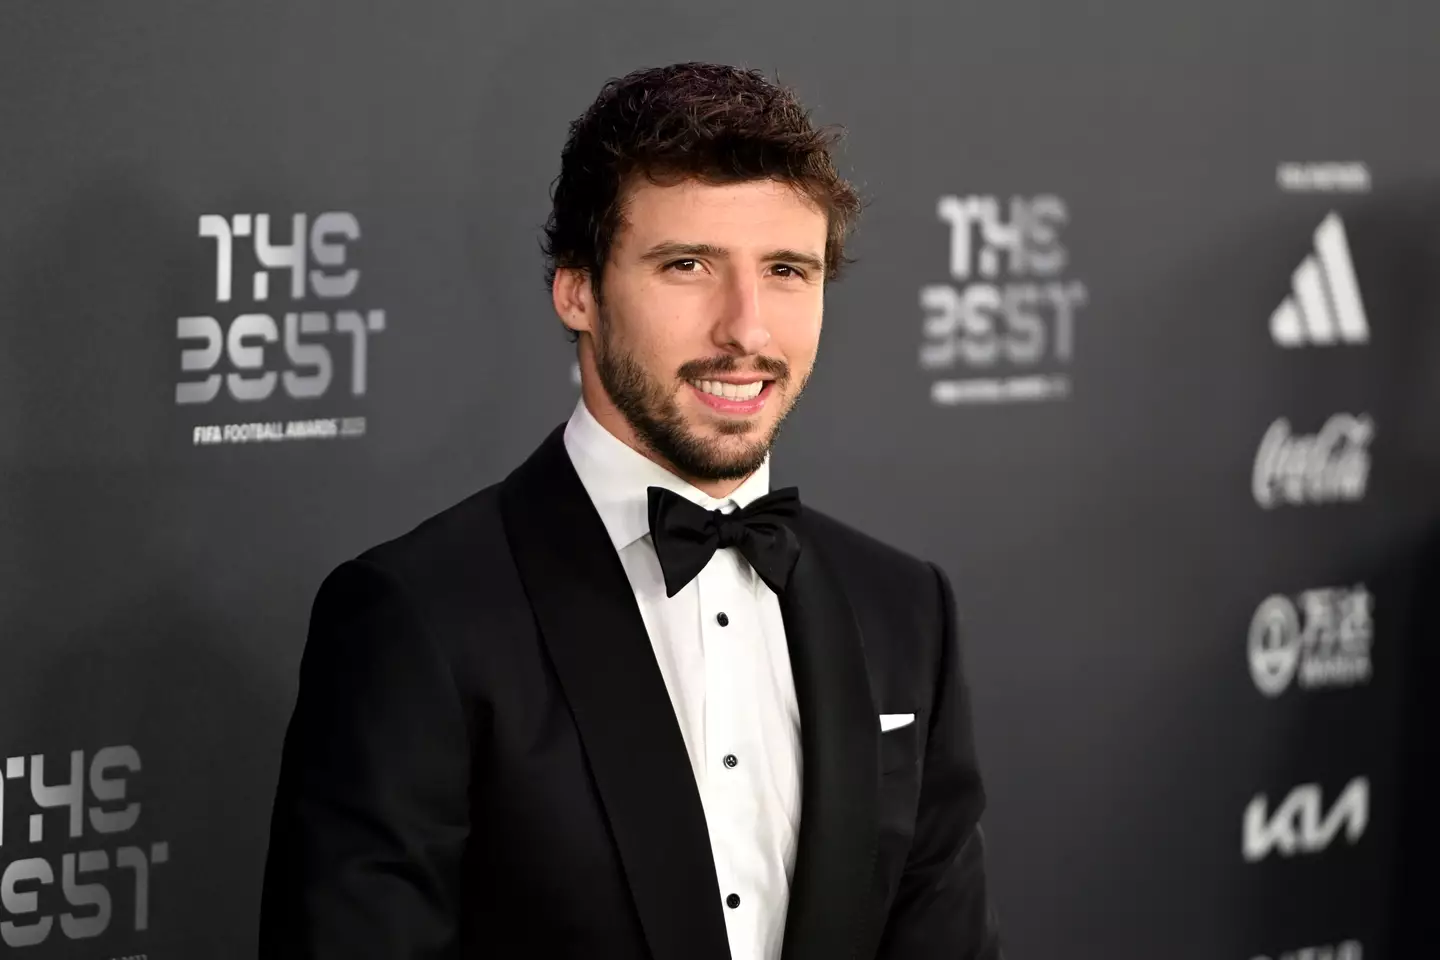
[723,754,738,769]
[726,893,741,909]
[716,612,729,627]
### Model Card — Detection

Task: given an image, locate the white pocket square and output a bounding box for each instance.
[879,713,914,732]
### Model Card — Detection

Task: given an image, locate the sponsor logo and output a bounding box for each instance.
[1243,777,1368,862]
[1253,414,1371,508]
[175,212,385,445]
[0,746,168,947]
[1270,213,1368,348]
[1276,162,1371,193]
[919,194,1088,405]
[1249,586,1373,696]
[1251,939,1363,960]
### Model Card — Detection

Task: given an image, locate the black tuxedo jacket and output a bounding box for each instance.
[258,425,1002,959]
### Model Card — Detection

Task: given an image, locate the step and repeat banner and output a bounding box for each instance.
[1,3,1436,958]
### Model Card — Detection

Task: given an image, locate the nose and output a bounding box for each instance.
[714,269,771,355]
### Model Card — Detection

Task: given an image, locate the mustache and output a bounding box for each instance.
[676,355,789,382]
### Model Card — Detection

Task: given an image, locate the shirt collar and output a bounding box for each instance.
[562,398,772,552]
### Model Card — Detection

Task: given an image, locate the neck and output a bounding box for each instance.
[579,376,753,501]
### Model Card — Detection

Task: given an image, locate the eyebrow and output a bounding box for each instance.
[637,241,826,275]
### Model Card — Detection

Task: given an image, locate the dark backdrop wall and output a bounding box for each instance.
[2,3,1437,958]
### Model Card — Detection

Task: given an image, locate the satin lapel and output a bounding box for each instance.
[779,520,880,960]
[499,426,730,960]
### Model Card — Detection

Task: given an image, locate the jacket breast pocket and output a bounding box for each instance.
[879,722,920,776]
[875,717,923,890]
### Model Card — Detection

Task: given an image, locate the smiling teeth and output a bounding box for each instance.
[693,379,765,401]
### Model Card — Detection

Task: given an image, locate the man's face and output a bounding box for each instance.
[574,177,828,482]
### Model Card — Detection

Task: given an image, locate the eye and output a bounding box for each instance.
[666,258,701,273]
[771,263,807,280]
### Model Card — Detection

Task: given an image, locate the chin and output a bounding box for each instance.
[700,414,768,439]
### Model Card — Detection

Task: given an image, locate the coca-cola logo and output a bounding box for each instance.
[1252,414,1372,508]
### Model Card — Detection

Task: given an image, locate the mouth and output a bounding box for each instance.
[686,377,775,415]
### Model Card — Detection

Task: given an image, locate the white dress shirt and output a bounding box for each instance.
[563,398,803,960]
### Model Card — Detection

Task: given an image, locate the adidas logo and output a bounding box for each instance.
[1270,212,1369,348]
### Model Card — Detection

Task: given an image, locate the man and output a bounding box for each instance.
[259,62,1002,960]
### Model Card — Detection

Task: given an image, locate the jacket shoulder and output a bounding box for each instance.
[348,481,507,592]
[801,506,941,602]
[801,508,955,693]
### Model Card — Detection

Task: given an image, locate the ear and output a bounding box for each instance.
[552,266,597,336]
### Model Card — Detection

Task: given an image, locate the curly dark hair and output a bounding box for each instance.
[541,62,862,331]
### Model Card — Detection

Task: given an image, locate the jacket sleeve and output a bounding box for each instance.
[875,562,1003,959]
[258,558,472,959]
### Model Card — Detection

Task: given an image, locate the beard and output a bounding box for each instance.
[591,307,803,483]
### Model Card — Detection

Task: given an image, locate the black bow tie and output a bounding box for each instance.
[646,485,803,598]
